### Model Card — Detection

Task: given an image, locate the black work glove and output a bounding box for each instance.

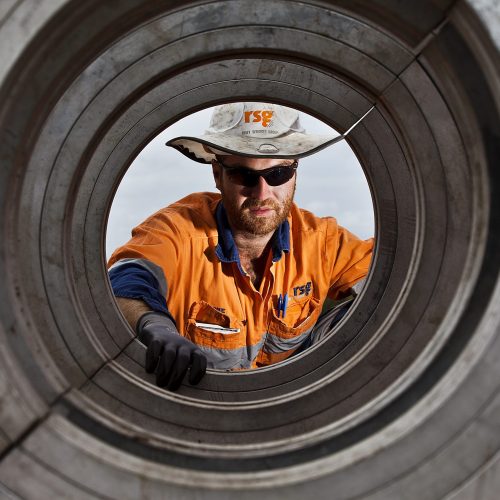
[136,312,207,391]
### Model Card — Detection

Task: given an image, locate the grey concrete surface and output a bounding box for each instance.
[0,0,499,498]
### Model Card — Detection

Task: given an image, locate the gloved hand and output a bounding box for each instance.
[136,311,207,391]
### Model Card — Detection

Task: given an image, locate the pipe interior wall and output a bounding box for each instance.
[0,0,499,498]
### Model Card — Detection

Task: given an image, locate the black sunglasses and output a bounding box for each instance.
[216,159,298,187]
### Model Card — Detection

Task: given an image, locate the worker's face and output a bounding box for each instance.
[212,156,297,236]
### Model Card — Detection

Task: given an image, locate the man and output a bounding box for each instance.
[108,102,373,391]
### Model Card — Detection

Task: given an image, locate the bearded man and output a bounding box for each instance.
[107,102,373,391]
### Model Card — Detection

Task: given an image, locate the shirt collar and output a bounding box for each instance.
[214,202,290,270]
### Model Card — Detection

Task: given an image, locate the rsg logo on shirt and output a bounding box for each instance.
[293,281,312,297]
[244,110,274,127]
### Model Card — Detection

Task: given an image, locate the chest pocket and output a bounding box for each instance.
[268,294,321,339]
[185,300,244,350]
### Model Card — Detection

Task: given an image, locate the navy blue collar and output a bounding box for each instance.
[214,202,290,272]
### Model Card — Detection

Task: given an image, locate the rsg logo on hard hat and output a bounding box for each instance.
[169,102,330,161]
[244,110,274,127]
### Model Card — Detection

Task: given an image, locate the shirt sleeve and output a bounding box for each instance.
[327,222,374,300]
[107,208,183,311]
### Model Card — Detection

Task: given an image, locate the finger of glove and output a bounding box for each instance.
[145,339,164,373]
[156,346,177,387]
[188,351,207,385]
[166,344,192,391]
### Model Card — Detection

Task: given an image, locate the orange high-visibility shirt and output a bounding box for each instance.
[108,192,373,369]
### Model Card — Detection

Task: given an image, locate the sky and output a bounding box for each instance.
[105,106,375,259]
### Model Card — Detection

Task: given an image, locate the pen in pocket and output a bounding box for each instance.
[277,293,288,318]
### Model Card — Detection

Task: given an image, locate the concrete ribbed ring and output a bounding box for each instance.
[0,1,499,498]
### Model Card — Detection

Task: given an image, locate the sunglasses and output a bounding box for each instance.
[216,159,298,187]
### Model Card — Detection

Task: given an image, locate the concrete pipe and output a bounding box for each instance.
[0,0,499,498]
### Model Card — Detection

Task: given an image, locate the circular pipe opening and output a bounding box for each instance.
[105,103,376,376]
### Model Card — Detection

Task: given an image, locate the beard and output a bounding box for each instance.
[225,183,296,236]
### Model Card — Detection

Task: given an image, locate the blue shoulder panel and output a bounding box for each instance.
[108,263,169,316]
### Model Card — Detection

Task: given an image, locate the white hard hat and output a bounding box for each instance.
[165,102,345,164]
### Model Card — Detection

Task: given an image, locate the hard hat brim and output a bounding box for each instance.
[165,131,345,164]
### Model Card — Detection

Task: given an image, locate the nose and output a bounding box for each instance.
[250,174,272,200]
